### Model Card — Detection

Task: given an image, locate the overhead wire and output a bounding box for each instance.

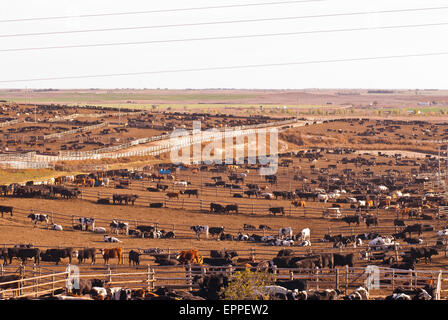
[1,21,447,52]
[1,5,448,38]
[1,51,447,83]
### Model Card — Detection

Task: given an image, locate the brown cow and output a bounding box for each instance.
[178,249,203,264]
[100,248,123,264]
[166,192,179,199]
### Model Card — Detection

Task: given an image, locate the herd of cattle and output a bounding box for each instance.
[0,245,439,300]
[3,116,448,299]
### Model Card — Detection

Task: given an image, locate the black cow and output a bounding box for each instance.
[0,206,13,218]
[277,249,294,257]
[8,248,40,265]
[193,274,229,300]
[244,190,258,198]
[259,224,272,230]
[220,233,235,241]
[269,207,285,216]
[161,231,175,239]
[77,248,96,264]
[364,216,378,228]
[394,219,406,227]
[202,257,234,266]
[149,202,163,208]
[390,257,416,270]
[0,275,21,290]
[342,215,360,226]
[292,257,322,269]
[156,183,168,191]
[410,247,438,264]
[243,224,256,231]
[210,203,224,213]
[113,194,138,205]
[275,279,307,291]
[97,198,110,205]
[136,225,156,233]
[210,250,238,259]
[320,253,334,269]
[181,189,199,198]
[209,227,225,239]
[40,248,76,265]
[1,248,8,265]
[333,253,355,267]
[60,189,81,199]
[224,204,238,214]
[128,250,141,266]
[404,224,422,237]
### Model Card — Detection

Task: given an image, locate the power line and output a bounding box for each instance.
[1,51,447,84]
[2,21,448,53]
[0,0,324,23]
[2,6,448,38]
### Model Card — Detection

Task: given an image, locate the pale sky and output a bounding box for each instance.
[1,0,448,89]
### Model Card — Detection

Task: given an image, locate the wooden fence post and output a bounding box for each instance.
[395,244,399,263]
[392,269,395,291]
[146,265,151,290]
[335,268,339,291]
[187,264,192,291]
[345,265,349,294]
[435,270,442,300]
[108,266,112,284]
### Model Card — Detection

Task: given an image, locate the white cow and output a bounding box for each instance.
[345,287,369,300]
[300,228,311,242]
[297,240,311,247]
[253,286,298,300]
[51,223,63,231]
[104,235,121,243]
[377,185,388,192]
[436,229,448,237]
[174,181,189,187]
[93,227,106,233]
[368,237,397,250]
[278,227,293,239]
[91,287,108,300]
[274,239,294,246]
[317,194,329,202]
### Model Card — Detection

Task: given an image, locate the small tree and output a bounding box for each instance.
[220,269,275,300]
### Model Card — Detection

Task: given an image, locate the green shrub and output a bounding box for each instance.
[220,269,275,300]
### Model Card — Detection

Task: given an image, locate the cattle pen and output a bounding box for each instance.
[0,263,445,300]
